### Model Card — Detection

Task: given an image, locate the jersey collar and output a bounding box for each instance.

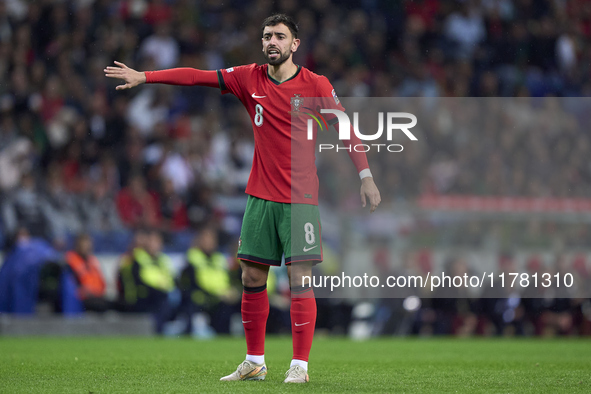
[267,65,301,85]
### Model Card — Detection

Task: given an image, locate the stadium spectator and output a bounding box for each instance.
[117,228,149,307]
[158,142,194,196]
[185,184,216,229]
[116,174,160,229]
[118,229,178,334]
[0,129,34,192]
[179,227,240,335]
[157,178,189,233]
[64,233,110,312]
[89,154,121,193]
[43,163,83,240]
[0,227,64,314]
[126,84,171,138]
[542,255,578,336]
[143,0,174,27]
[444,1,486,59]
[521,255,547,336]
[1,173,58,243]
[475,254,525,336]
[431,256,478,336]
[80,179,123,233]
[140,22,179,69]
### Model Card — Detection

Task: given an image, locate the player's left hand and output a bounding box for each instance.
[360,177,381,213]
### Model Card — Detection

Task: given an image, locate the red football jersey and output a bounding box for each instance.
[218,63,368,205]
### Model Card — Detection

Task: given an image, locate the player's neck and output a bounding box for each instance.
[267,60,298,83]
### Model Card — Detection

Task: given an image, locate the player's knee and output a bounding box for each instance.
[240,261,269,287]
[242,273,267,287]
[241,272,267,287]
[287,262,313,287]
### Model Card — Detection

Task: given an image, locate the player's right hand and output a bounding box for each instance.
[104,61,146,90]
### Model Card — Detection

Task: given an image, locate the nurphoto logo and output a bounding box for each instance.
[306,109,418,153]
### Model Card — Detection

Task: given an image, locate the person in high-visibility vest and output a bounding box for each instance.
[179,227,240,334]
[65,233,110,312]
[121,229,179,334]
[117,228,149,308]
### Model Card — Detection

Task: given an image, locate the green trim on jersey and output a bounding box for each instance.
[237,195,322,266]
[267,65,301,85]
[217,69,227,91]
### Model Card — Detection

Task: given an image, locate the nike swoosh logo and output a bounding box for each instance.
[251,93,266,98]
[303,245,318,252]
[242,321,252,324]
[295,322,310,326]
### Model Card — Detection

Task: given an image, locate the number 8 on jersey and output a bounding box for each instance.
[254,104,264,126]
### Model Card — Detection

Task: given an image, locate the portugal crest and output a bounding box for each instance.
[291,94,304,112]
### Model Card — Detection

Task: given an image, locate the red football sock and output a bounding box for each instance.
[242,288,269,356]
[290,288,317,362]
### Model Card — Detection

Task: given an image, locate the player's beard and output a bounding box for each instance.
[264,47,291,66]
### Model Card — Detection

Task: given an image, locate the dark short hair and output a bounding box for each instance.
[261,14,298,39]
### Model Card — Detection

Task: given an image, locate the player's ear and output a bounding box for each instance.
[291,38,300,53]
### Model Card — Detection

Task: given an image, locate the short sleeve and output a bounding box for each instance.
[315,76,345,126]
[217,64,257,100]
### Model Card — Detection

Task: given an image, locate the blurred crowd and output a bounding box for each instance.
[1,0,591,248]
[328,97,591,203]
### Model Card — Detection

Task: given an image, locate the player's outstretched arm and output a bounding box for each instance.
[104,61,146,90]
[360,176,381,213]
[105,61,220,89]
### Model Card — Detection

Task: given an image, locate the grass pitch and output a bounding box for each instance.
[0,336,590,393]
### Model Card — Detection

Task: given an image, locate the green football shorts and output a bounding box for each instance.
[237,195,322,266]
